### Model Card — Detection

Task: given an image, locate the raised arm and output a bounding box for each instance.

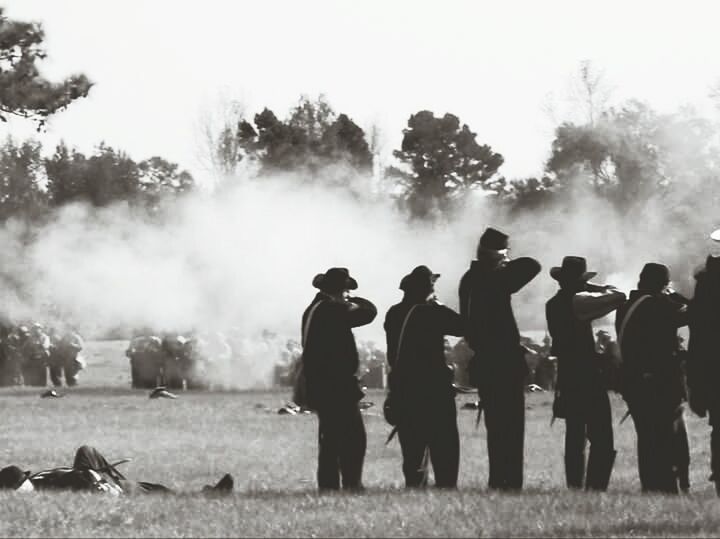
[573,287,626,322]
[665,292,690,329]
[499,257,541,294]
[346,296,378,328]
[433,303,464,337]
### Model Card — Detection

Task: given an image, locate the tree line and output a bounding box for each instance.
[2,5,720,227]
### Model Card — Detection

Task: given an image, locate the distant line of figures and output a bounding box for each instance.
[125,332,232,390]
[0,323,85,387]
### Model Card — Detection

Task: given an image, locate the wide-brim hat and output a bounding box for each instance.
[399,265,440,292]
[550,256,597,283]
[312,267,358,294]
[0,465,31,490]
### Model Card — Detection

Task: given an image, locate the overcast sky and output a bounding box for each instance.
[4,0,720,181]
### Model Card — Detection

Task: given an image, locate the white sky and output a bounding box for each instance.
[3,0,720,180]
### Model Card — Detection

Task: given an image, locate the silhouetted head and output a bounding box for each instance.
[637,262,670,293]
[550,256,597,291]
[312,267,358,296]
[399,265,440,300]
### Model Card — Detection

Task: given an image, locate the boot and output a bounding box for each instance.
[585,449,617,492]
[203,473,234,494]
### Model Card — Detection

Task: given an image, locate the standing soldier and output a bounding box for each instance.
[48,329,86,387]
[687,255,720,494]
[384,265,463,488]
[0,315,12,386]
[301,267,377,491]
[459,227,541,491]
[546,256,625,491]
[21,324,51,387]
[616,263,689,494]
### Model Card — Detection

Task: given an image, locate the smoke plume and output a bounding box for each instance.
[1,159,718,388]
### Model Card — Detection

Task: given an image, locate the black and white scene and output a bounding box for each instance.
[2,0,720,537]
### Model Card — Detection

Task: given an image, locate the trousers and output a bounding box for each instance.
[316,402,367,490]
[481,380,525,490]
[628,381,679,494]
[397,396,459,488]
[565,388,616,491]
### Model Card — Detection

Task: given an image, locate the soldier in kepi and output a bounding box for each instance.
[616,263,689,494]
[546,256,626,491]
[687,255,720,495]
[301,267,377,491]
[459,227,541,491]
[384,265,463,488]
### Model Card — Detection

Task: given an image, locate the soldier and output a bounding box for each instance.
[384,265,463,488]
[0,314,11,386]
[687,255,720,494]
[126,335,164,389]
[21,323,51,387]
[459,227,541,491]
[162,334,188,390]
[4,326,27,385]
[616,263,689,494]
[183,332,210,390]
[301,267,377,491]
[534,334,557,391]
[0,445,233,495]
[546,256,625,491]
[595,330,621,393]
[48,329,86,387]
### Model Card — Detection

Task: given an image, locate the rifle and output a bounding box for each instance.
[475,399,484,429]
[385,426,398,445]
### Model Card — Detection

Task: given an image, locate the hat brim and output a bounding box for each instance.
[312,274,358,292]
[400,273,440,291]
[550,267,597,282]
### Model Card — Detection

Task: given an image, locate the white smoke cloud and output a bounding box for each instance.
[1,163,719,388]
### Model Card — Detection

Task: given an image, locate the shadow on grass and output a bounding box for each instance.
[165,483,668,501]
[561,520,711,537]
[0,386,293,398]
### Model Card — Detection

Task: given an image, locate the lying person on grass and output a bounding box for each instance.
[0,445,233,495]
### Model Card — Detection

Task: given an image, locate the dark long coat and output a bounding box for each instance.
[688,267,720,415]
[384,299,463,402]
[301,293,377,409]
[458,254,541,384]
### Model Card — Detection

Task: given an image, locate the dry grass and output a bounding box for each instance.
[0,340,718,537]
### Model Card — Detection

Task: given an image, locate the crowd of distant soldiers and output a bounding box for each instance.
[0,322,86,387]
[0,322,571,393]
[0,319,583,394]
[126,330,232,389]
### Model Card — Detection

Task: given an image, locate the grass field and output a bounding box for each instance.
[1,340,719,537]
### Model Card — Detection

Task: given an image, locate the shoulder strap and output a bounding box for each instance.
[302,300,325,349]
[395,305,419,368]
[618,295,651,349]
